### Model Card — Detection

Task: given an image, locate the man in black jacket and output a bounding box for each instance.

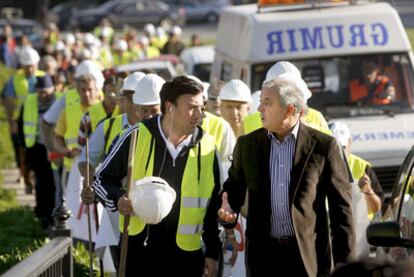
[92,76,222,276]
[218,76,355,276]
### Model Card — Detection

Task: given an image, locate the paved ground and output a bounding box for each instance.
[1,167,35,208]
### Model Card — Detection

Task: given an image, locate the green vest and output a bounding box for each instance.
[88,101,108,132]
[242,111,261,135]
[348,153,370,184]
[12,69,45,120]
[202,111,225,153]
[120,123,216,251]
[102,114,125,154]
[23,94,38,148]
[63,89,82,170]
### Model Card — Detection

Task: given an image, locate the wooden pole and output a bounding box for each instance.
[118,129,138,277]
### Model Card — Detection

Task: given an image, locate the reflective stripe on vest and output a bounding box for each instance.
[103,114,124,154]
[88,101,108,132]
[202,111,224,152]
[23,94,38,148]
[64,89,82,169]
[119,123,216,251]
[12,70,45,120]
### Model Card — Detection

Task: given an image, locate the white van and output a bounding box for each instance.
[211,0,414,192]
[180,45,215,82]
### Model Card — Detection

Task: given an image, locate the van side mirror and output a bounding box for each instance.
[366,222,414,249]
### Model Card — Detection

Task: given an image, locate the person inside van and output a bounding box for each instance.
[349,56,396,105]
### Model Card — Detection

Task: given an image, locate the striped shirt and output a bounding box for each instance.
[269,123,299,238]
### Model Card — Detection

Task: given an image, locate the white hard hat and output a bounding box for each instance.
[114,39,128,51]
[277,72,312,103]
[83,33,96,46]
[185,75,207,99]
[122,71,146,91]
[133,73,164,105]
[144,23,156,36]
[79,48,92,60]
[219,79,252,103]
[329,121,351,147]
[171,26,182,36]
[55,40,66,52]
[74,60,104,89]
[101,26,112,38]
[156,26,165,37]
[63,33,76,45]
[249,90,261,113]
[19,47,40,66]
[202,82,210,100]
[139,36,149,47]
[265,61,301,83]
[129,176,176,224]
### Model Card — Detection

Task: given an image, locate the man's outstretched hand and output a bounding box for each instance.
[217,192,238,224]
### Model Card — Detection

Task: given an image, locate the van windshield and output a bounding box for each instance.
[251,53,414,119]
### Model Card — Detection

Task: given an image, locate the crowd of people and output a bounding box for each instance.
[0,18,391,277]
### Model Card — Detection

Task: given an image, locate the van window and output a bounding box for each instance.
[251,53,414,119]
[193,63,211,82]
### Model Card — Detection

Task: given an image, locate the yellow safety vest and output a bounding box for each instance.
[242,108,331,135]
[87,101,108,132]
[102,114,125,154]
[120,123,216,251]
[145,46,160,58]
[12,69,45,120]
[112,51,133,66]
[22,94,38,148]
[63,89,82,170]
[348,153,375,219]
[202,111,225,153]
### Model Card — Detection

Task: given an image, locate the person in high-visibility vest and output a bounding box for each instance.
[330,121,384,217]
[18,74,56,229]
[53,70,103,172]
[91,76,222,276]
[219,79,252,138]
[2,47,44,192]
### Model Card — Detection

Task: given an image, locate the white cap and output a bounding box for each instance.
[250,90,261,113]
[133,73,164,105]
[171,26,182,36]
[122,71,146,91]
[329,121,351,147]
[129,176,176,224]
[101,26,112,38]
[62,33,76,45]
[19,47,40,66]
[114,39,128,51]
[219,79,252,103]
[139,36,149,47]
[277,72,312,103]
[265,61,301,82]
[55,40,66,52]
[156,26,165,37]
[74,60,104,89]
[143,23,155,36]
[83,33,96,46]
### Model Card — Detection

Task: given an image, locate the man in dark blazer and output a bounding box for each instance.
[218,75,356,277]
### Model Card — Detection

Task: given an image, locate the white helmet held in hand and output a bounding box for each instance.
[129,176,176,224]
[265,61,301,82]
[219,79,252,103]
[133,73,164,105]
[19,47,40,66]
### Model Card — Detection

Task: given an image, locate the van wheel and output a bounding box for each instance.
[206,12,218,23]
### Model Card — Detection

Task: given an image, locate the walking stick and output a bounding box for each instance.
[93,202,105,277]
[118,129,138,277]
[85,137,94,276]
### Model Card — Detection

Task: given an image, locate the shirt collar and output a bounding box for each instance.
[268,121,300,142]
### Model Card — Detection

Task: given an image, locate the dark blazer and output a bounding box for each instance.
[223,123,356,277]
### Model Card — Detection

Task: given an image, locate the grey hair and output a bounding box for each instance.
[262,78,307,115]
